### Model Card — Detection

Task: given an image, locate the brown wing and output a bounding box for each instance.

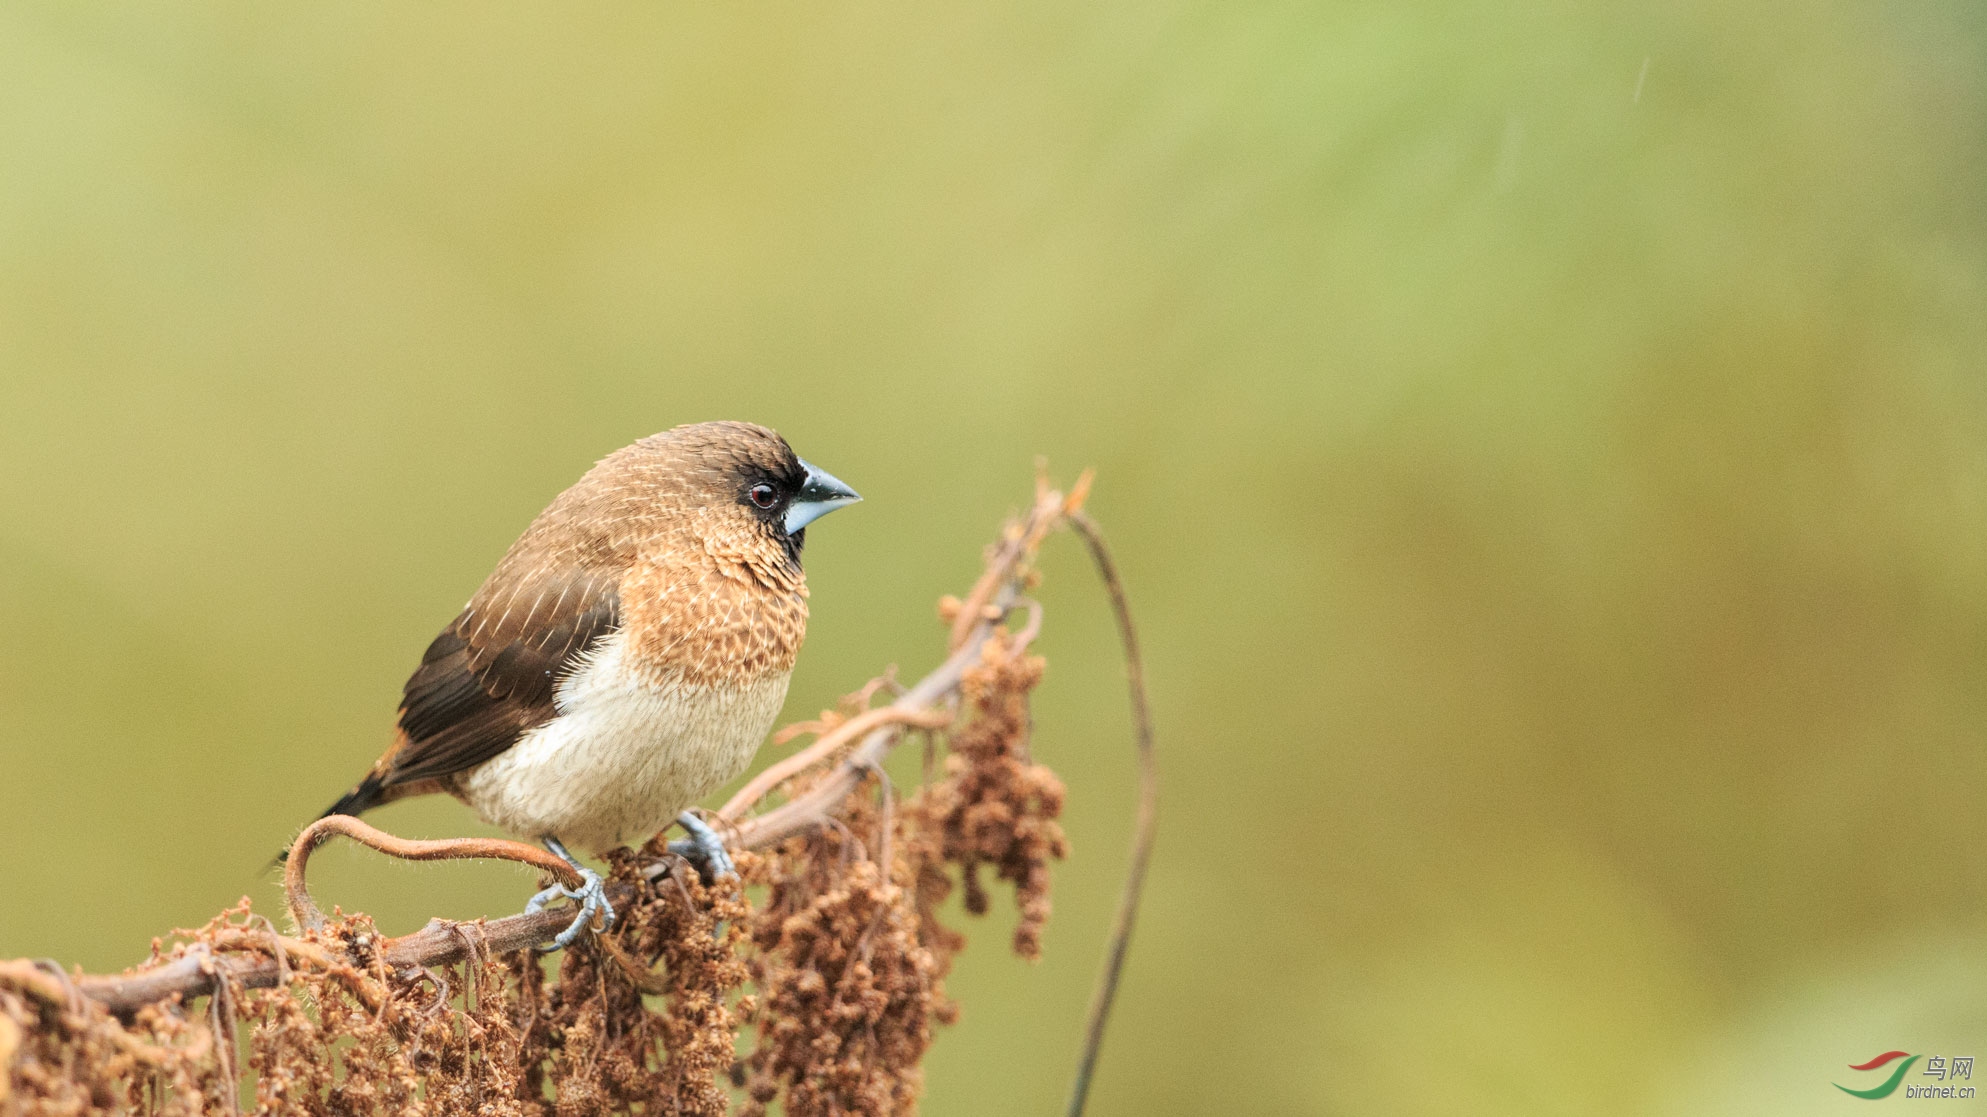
[319,566,621,818]
[389,567,621,784]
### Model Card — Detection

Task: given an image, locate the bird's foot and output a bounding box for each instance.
[526,837,615,952]
[666,811,736,883]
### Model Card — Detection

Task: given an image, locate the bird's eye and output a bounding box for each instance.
[748,482,779,509]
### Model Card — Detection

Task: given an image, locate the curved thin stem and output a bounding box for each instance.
[1063,511,1160,1117]
[283,815,583,931]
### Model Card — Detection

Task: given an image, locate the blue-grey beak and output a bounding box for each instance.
[784,459,862,535]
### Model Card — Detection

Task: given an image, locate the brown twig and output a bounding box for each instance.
[70,901,608,1019]
[1062,510,1159,1117]
[945,475,1083,652]
[715,705,953,824]
[282,814,585,931]
[769,671,902,745]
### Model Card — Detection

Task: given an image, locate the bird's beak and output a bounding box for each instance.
[785,460,862,535]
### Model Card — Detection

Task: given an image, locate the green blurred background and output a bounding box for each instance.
[3,2,1986,1113]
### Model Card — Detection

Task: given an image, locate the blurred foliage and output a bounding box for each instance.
[2,1,1985,1113]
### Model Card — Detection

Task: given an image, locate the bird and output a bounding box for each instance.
[304,421,860,948]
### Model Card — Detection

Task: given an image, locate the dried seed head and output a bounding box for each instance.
[909,629,1069,959]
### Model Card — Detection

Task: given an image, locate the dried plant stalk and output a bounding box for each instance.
[1,474,1155,1117]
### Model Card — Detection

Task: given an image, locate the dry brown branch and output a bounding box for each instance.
[3,473,1153,1117]
[717,706,954,824]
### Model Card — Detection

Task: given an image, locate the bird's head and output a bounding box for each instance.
[627,421,861,569]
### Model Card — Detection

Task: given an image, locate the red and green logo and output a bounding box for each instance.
[1836,1051,1918,1099]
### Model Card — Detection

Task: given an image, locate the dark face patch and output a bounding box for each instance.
[732,454,807,520]
[723,437,809,561]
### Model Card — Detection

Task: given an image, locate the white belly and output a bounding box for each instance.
[457,630,790,855]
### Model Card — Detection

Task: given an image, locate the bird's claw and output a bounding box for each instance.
[526,864,615,952]
[667,810,736,883]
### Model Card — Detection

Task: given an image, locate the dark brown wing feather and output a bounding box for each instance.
[389,568,621,785]
[319,567,621,818]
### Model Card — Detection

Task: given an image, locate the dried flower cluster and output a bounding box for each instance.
[1,487,1089,1117]
[1,880,756,1117]
[519,854,752,1115]
[909,631,1067,960]
[727,629,1064,1116]
[1,949,230,1115]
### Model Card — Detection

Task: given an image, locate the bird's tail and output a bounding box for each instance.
[269,773,389,869]
[318,772,390,822]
